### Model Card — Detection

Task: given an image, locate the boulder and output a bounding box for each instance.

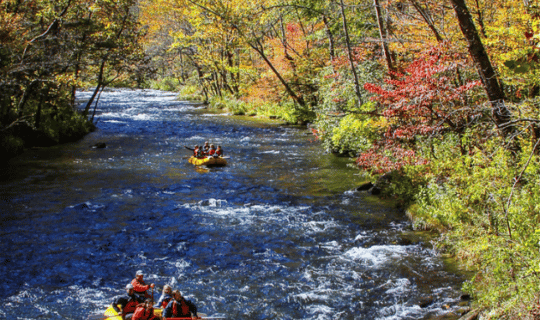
[356,182,373,191]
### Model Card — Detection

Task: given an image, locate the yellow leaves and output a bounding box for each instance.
[88,4,100,12]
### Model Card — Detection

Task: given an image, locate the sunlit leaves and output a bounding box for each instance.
[358,43,482,173]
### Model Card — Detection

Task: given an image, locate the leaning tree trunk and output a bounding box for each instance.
[409,0,444,42]
[373,0,395,74]
[249,39,306,108]
[83,57,107,117]
[450,0,513,137]
[340,0,363,106]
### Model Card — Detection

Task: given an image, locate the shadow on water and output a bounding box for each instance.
[0,89,467,320]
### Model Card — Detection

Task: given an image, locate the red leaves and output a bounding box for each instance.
[357,43,481,173]
[356,143,429,174]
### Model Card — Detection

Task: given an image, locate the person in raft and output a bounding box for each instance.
[112,283,145,320]
[154,284,173,309]
[131,270,155,298]
[132,298,159,320]
[215,145,223,157]
[183,145,200,157]
[207,144,216,156]
[202,141,210,154]
[162,290,199,319]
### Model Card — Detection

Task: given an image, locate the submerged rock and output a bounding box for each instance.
[91,142,107,148]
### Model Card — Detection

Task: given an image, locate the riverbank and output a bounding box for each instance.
[197,91,540,319]
[0,113,94,164]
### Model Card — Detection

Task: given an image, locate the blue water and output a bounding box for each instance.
[0,89,465,319]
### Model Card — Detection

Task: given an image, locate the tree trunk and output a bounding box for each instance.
[408,0,444,42]
[83,57,107,117]
[373,0,395,74]
[249,39,306,107]
[473,0,487,37]
[340,0,363,106]
[323,15,336,64]
[450,0,512,136]
[18,79,39,117]
[226,50,239,94]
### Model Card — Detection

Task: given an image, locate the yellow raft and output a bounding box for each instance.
[103,305,162,320]
[188,156,227,167]
[102,305,206,320]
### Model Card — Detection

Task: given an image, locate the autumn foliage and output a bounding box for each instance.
[358,44,482,173]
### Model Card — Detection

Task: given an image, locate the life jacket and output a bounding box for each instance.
[208,149,216,156]
[160,296,173,309]
[123,298,139,315]
[132,305,156,320]
[172,299,191,317]
[215,149,223,156]
[131,278,149,296]
[193,148,199,157]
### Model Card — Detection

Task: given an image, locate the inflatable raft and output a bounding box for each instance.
[103,305,162,319]
[102,305,207,320]
[188,156,227,167]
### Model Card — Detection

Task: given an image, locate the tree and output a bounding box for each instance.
[0,0,144,154]
[359,44,482,173]
[449,0,512,136]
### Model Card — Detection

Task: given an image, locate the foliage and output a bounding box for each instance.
[2,0,538,316]
[358,43,483,173]
[406,132,540,318]
[0,0,144,159]
[149,77,183,92]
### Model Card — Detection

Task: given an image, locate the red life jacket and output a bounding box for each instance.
[208,149,216,155]
[193,148,199,157]
[161,297,172,309]
[172,300,190,316]
[123,300,139,315]
[215,149,223,156]
[132,305,155,320]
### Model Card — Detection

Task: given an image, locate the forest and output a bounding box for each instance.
[2,0,540,318]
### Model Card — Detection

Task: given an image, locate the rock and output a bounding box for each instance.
[370,186,382,195]
[71,202,90,210]
[458,309,481,320]
[457,306,471,316]
[356,182,373,191]
[460,294,471,301]
[417,296,435,308]
[92,142,107,148]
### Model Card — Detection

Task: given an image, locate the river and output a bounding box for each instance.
[0,89,466,319]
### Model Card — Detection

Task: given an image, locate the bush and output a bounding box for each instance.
[399,133,540,319]
[0,134,25,162]
[149,77,181,91]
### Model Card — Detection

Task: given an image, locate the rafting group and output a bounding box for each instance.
[184,142,227,167]
[104,270,201,320]
[185,141,224,158]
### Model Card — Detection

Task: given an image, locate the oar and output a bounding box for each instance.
[86,313,119,320]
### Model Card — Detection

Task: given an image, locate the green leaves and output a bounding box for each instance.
[504,59,536,73]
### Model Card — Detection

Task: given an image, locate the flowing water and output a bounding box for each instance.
[0,89,466,319]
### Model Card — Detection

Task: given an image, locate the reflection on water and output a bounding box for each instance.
[0,89,464,319]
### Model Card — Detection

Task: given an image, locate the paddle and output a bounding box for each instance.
[86,313,118,320]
